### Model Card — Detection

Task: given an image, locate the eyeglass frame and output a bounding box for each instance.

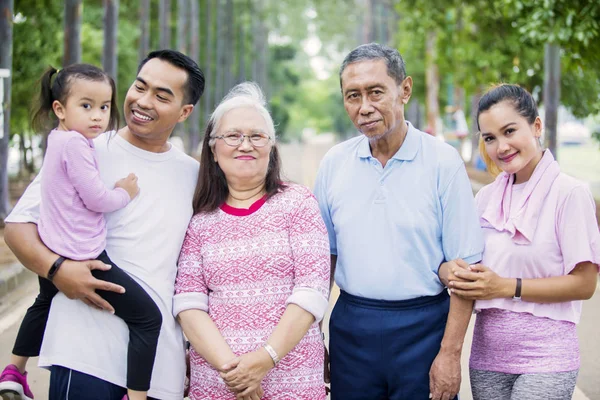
[213,130,274,148]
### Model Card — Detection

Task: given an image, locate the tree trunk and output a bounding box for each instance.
[189,0,200,156]
[0,0,13,221]
[139,0,150,62]
[362,0,373,44]
[64,0,82,66]
[103,0,119,82]
[251,0,267,92]
[425,30,440,136]
[237,8,246,83]
[224,0,234,93]
[406,100,419,128]
[543,42,560,160]
[214,0,225,104]
[18,133,28,178]
[159,0,172,49]
[177,0,189,54]
[470,90,482,167]
[203,0,213,120]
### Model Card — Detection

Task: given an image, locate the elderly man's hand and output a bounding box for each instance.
[439,259,471,288]
[429,349,461,400]
[220,349,273,398]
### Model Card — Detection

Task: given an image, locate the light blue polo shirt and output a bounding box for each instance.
[314,122,483,300]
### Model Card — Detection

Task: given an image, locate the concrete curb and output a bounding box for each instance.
[0,262,36,299]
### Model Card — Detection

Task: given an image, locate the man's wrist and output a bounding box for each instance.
[437,261,449,287]
[47,256,67,281]
[439,342,462,357]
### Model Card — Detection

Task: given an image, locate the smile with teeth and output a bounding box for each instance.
[132,110,153,121]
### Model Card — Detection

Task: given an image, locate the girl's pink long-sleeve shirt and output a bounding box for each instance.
[38,130,130,260]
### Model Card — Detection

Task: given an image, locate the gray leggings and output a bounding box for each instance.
[470,368,579,400]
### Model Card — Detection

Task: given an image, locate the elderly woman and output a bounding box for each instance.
[173,82,330,400]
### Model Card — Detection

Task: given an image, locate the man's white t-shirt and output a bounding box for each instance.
[6,133,199,399]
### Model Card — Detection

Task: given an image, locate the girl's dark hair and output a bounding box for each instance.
[476,84,538,131]
[31,64,120,133]
[192,118,286,214]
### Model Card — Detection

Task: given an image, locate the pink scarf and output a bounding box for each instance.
[479,150,560,245]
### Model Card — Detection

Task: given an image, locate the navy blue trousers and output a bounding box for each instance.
[329,290,455,400]
[49,366,161,400]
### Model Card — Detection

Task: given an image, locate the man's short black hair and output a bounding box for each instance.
[138,49,205,106]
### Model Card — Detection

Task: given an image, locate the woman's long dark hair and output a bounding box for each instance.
[31,63,120,134]
[192,118,285,214]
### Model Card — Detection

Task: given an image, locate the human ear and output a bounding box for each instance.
[178,104,194,123]
[400,76,413,104]
[533,116,543,138]
[52,100,66,121]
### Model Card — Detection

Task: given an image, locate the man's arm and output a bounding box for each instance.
[429,293,472,400]
[430,159,482,400]
[4,222,124,312]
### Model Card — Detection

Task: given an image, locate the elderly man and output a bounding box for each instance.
[314,43,483,400]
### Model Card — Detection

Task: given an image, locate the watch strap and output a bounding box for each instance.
[512,278,522,302]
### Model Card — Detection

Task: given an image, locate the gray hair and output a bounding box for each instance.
[207,82,276,147]
[339,43,407,87]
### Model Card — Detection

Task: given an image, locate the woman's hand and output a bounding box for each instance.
[448,264,514,300]
[220,348,274,397]
[236,384,264,400]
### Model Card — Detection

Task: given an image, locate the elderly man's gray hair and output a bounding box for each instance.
[339,43,407,87]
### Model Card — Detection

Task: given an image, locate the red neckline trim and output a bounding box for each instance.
[220,195,268,216]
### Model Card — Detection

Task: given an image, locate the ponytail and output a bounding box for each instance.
[31,67,59,133]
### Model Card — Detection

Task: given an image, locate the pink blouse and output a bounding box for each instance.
[474,150,600,323]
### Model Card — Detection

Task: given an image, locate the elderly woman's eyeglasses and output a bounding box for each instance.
[215,132,272,148]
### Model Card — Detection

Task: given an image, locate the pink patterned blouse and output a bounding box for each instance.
[174,184,330,400]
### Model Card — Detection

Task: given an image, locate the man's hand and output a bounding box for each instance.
[52,259,125,312]
[439,259,470,287]
[429,350,461,400]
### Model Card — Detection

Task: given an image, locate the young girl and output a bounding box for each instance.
[446,84,599,399]
[0,64,162,400]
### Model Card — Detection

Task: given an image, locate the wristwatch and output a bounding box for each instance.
[512,278,522,302]
[47,256,67,282]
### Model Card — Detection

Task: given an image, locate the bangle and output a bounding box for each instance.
[47,256,67,282]
[263,343,279,366]
[512,278,522,302]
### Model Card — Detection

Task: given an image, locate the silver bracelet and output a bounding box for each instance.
[263,343,280,366]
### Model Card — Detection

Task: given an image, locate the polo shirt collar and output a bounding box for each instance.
[357,121,421,161]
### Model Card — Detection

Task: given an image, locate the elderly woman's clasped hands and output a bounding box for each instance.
[219,349,274,400]
[442,259,516,300]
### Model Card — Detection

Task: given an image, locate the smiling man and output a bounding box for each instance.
[3,50,204,400]
[314,43,484,400]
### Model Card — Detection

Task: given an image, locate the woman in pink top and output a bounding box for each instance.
[0,64,162,400]
[443,84,600,400]
[173,82,330,400]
